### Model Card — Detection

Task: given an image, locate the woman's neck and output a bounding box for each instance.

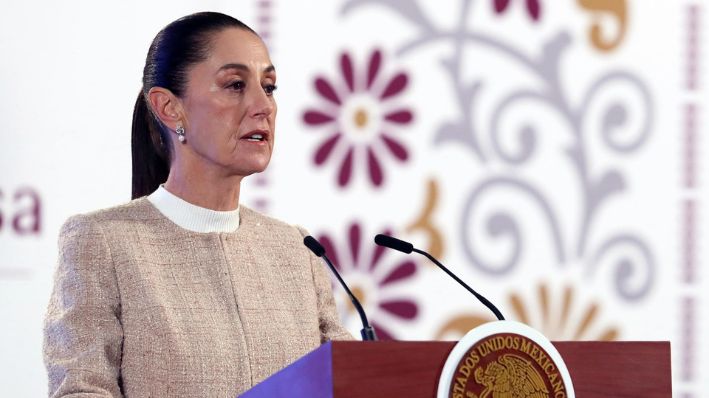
[164,164,242,211]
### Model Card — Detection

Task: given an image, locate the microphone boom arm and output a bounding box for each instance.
[320,254,377,341]
[413,248,505,321]
[303,235,377,341]
[374,233,504,321]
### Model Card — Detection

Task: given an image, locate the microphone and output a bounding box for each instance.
[304,236,377,341]
[374,234,413,254]
[374,234,505,321]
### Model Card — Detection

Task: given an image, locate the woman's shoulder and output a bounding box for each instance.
[60,198,157,234]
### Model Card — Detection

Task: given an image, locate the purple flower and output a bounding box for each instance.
[318,222,419,340]
[494,0,542,21]
[303,50,413,188]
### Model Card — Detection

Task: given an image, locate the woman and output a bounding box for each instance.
[44,12,351,397]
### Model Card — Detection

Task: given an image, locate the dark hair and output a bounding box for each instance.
[131,12,255,199]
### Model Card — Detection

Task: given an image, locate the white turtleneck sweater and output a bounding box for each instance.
[147,185,240,233]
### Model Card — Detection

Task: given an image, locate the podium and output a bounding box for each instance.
[239,341,671,397]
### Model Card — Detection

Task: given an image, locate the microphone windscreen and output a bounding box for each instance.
[303,236,326,257]
[374,234,414,254]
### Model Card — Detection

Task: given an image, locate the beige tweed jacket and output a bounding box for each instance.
[44,198,352,397]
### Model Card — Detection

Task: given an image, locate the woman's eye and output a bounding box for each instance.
[263,84,277,95]
[227,81,246,91]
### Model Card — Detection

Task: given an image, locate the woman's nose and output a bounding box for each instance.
[248,85,275,119]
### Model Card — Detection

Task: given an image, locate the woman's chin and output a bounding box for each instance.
[228,160,271,177]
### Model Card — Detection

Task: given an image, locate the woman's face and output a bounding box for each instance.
[179,28,277,177]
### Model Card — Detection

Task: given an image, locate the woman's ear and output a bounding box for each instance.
[147,87,184,130]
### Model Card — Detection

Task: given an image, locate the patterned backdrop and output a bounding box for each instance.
[0,0,706,396]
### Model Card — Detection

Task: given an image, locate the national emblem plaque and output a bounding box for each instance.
[437,321,575,398]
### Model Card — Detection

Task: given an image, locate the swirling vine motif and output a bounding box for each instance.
[405,179,445,259]
[589,234,654,301]
[460,177,566,275]
[577,0,628,52]
[342,0,656,301]
[489,89,568,165]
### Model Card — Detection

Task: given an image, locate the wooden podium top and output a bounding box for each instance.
[241,341,671,398]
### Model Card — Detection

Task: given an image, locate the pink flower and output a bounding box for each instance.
[494,0,541,21]
[303,49,413,188]
[317,222,419,340]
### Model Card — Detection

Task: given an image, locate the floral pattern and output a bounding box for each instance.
[317,222,419,339]
[341,0,655,302]
[303,50,413,188]
[493,0,542,21]
[435,282,619,341]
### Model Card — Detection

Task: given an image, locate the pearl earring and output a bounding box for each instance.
[175,125,186,143]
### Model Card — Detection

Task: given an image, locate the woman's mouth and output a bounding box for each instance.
[244,133,264,142]
[241,130,269,142]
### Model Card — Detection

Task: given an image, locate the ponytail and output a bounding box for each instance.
[131,92,169,199]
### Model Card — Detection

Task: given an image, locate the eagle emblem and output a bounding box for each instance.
[473,354,549,398]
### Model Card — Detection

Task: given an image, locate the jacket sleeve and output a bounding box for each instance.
[43,214,124,397]
[296,226,354,342]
